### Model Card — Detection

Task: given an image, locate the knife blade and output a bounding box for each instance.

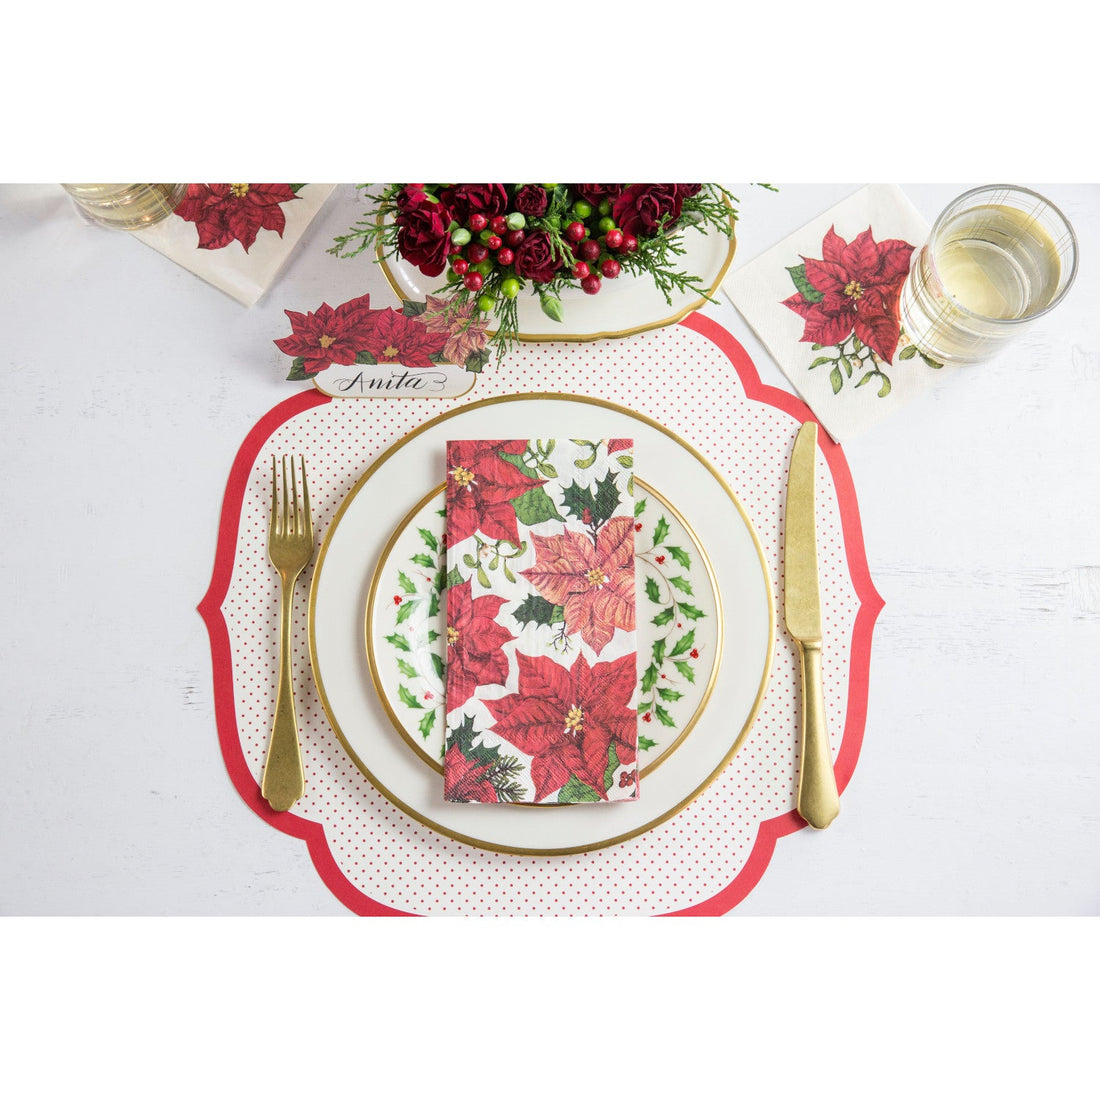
[784,421,840,829]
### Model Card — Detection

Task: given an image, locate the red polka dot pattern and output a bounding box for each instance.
[214,320,869,915]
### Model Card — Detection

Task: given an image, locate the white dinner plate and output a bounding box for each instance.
[309,394,774,855]
[377,219,737,343]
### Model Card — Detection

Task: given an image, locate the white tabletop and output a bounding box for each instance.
[2,182,1098,916]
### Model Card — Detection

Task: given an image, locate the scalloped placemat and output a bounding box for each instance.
[200,314,881,915]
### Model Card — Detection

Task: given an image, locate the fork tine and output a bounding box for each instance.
[269,455,279,539]
[289,454,300,537]
[281,455,291,537]
[299,457,313,541]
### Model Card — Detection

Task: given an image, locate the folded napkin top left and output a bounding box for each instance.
[443,438,639,804]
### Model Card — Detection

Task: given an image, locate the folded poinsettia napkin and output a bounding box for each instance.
[135,183,336,306]
[723,184,951,443]
[443,437,639,804]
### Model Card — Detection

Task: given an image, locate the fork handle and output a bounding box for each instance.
[796,641,840,829]
[262,579,305,812]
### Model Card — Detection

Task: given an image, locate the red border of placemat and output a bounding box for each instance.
[198,316,882,917]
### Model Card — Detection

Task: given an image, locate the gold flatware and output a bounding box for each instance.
[784,422,840,829]
[262,455,314,812]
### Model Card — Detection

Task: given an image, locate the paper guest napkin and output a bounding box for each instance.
[724,183,952,443]
[136,183,336,306]
[443,438,639,804]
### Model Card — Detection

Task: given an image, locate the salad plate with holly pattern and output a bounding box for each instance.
[308,394,774,855]
[367,478,721,779]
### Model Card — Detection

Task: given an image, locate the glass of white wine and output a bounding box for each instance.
[899,184,1078,366]
[61,184,186,231]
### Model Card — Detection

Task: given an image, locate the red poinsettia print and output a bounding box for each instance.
[484,651,637,803]
[273,292,375,375]
[445,579,515,709]
[361,308,448,369]
[445,440,545,548]
[174,183,299,252]
[521,516,636,655]
[783,226,914,363]
[442,744,500,803]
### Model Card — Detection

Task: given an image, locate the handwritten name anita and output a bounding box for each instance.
[332,369,449,393]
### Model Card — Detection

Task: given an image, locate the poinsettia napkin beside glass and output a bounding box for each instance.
[724,184,951,443]
[135,184,336,305]
[443,438,640,805]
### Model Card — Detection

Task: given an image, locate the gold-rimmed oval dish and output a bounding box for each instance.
[377,212,736,344]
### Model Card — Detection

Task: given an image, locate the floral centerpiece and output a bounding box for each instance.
[329,184,738,369]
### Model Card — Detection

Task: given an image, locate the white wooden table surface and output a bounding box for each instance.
[2,182,1097,916]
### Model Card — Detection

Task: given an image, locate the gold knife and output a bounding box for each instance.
[784,421,840,829]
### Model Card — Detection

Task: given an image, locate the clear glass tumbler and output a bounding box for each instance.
[898,184,1078,366]
[61,184,186,231]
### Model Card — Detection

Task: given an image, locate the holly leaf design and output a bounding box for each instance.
[385,632,411,652]
[644,576,662,603]
[560,470,621,527]
[592,470,621,525]
[512,593,565,628]
[678,603,706,620]
[638,734,657,752]
[669,629,696,658]
[397,683,423,709]
[652,516,670,547]
[418,711,437,743]
[651,606,676,627]
[673,659,695,683]
[668,575,694,596]
[667,545,692,568]
[418,527,439,552]
[448,713,501,768]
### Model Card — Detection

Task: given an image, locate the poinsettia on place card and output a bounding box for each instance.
[724,184,954,443]
[442,438,640,805]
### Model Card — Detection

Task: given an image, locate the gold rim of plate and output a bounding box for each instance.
[307,393,775,856]
[376,201,738,345]
[364,478,724,786]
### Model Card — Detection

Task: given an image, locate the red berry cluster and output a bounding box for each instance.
[416,186,643,311]
[564,206,638,295]
[448,210,526,306]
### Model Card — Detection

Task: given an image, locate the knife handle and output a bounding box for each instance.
[796,641,840,829]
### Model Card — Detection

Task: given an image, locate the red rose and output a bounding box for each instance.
[394,184,436,212]
[396,202,451,277]
[448,184,509,225]
[574,184,624,206]
[611,184,688,239]
[513,230,562,284]
[513,185,549,217]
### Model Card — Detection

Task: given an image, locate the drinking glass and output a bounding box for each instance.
[898,184,1078,366]
[61,184,186,231]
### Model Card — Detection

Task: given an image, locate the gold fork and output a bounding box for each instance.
[262,455,314,812]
